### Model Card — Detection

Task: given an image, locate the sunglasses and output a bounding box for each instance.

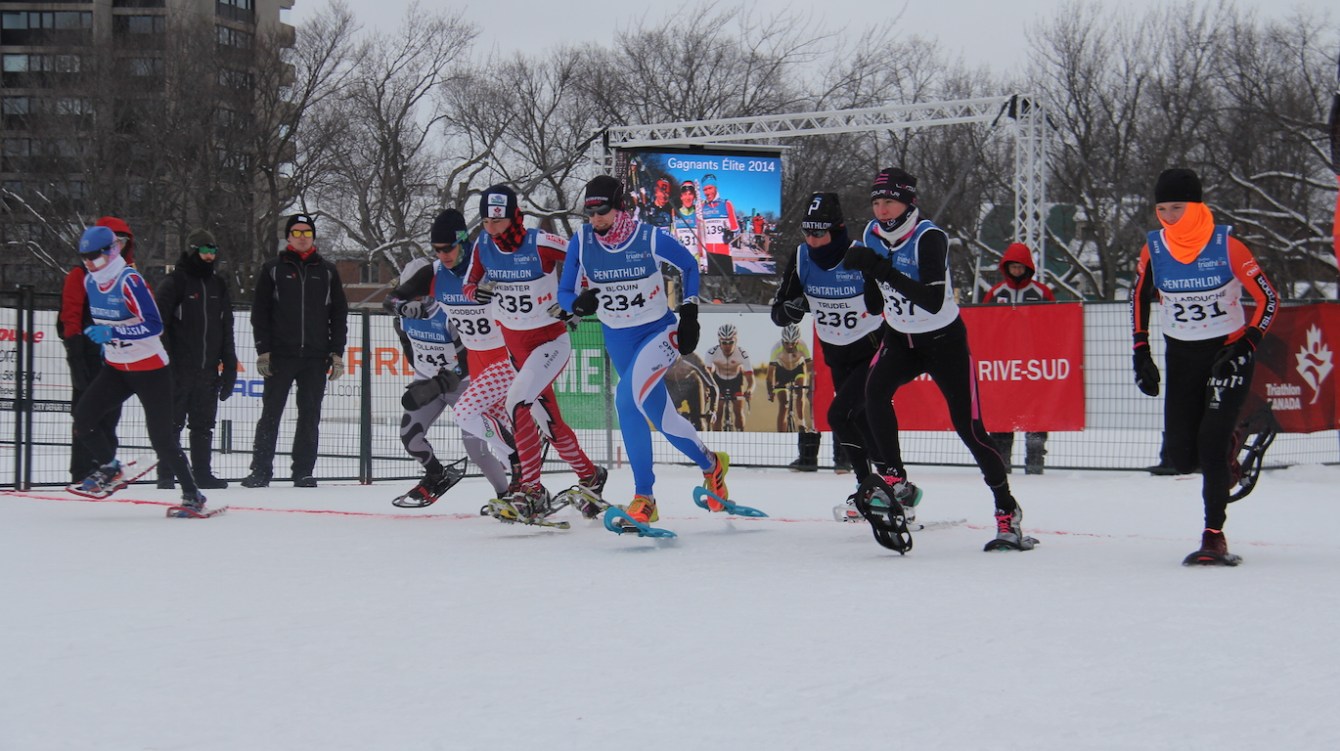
[432,243,460,253]
[79,249,107,262]
[289,229,314,238]
[802,228,830,238]
[193,245,218,254]
[583,204,614,218]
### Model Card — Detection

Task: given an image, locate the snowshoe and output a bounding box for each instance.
[392,457,468,508]
[850,474,913,554]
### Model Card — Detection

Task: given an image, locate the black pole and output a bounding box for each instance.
[359,310,372,484]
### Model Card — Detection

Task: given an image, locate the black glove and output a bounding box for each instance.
[677,302,700,354]
[722,229,736,245]
[471,283,496,303]
[395,298,433,319]
[1211,337,1255,379]
[843,245,892,280]
[770,297,807,326]
[1133,344,1161,397]
[571,287,601,317]
[218,361,238,402]
[401,370,461,411]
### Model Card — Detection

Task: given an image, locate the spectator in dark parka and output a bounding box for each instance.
[241,213,348,489]
[154,228,238,489]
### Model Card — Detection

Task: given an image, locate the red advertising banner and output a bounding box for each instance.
[813,303,1086,432]
[1248,302,1339,433]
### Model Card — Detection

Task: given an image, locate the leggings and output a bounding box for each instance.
[607,320,715,496]
[864,319,1007,491]
[73,365,198,494]
[401,374,511,497]
[505,332,595,486]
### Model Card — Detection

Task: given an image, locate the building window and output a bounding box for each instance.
[216,25,252,49]
[116,15,167,34]
[1,97,30,116]
[125,57,164,77]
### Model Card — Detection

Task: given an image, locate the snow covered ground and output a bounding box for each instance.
[3,462,1338,751]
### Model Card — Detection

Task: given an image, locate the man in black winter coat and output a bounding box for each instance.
[242,213,349,488]
[155,228,238,489]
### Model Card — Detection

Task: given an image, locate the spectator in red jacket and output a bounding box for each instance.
[985,243,1055,474]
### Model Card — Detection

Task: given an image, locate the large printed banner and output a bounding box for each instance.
[615,147,782,276]
[813,303,1087,432]
[1248,302,1339,433]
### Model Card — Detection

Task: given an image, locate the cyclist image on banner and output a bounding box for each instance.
[665,350,718,431]
[673,180,707,272]
[705,323,753,431]
[767,323,813,433]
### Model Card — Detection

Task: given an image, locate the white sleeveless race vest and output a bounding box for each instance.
[472,230,561,331]
[573,223,670,329]
[1146,225,1245,341]
[795,243,882,345]
[861,219,959,334]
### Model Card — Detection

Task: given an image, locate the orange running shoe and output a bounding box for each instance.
[625,494,658,523]
[701,451,730,512]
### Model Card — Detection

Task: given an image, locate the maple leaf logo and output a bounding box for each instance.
[1295,325,1334,405]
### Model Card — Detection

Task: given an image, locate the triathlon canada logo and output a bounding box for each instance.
[1295,325,1333,405]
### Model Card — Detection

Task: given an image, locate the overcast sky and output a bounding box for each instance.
[287,0,1334,73]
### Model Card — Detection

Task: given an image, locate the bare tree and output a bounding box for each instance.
[308,3,476,280]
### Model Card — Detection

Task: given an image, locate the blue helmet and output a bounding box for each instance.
[78,226,119,258]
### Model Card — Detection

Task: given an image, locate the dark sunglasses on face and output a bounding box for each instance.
[802,229,830,238]
[79,249,106,261]
[583,204,614,217]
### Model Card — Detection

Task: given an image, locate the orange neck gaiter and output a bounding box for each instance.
[1159,202,1215,263]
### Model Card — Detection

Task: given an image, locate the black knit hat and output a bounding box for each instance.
[871,168,917,205]
[479,184,518,220]
[1154,168,1202,203]
[430,209,469,245]
[583,175,625,214]
[185,228,216,249]
[285,213,316,235]
[801,192,844,232]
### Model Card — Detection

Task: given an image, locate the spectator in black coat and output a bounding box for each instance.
[154,228,238,489]
[241,213,349,488]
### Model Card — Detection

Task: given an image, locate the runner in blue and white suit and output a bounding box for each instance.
[558,176,728,525]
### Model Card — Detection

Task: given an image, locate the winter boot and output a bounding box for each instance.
[490,483,552,522]
[1024,432,1047,475]
[991,432,1015,474]
[833,443,853,475]
[240,468,272,488]
[788,431,820,472]
[1182,528,1242,566]
[190,431,228,489]
[156,467,175,490]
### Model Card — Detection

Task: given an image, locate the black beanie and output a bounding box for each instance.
[1154,168,1203,203]
[479,184,518,220]
[871,168,917,204]
[285,213,316,235]
[430,209,469,245]
[583,175,625,213]
[801,192,844,232]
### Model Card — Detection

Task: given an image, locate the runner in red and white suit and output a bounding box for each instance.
[463,185,606,518]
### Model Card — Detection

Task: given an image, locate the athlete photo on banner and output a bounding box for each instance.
[618,148,781,276]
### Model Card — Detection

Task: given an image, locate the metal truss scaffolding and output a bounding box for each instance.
[604,94,1051,273]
